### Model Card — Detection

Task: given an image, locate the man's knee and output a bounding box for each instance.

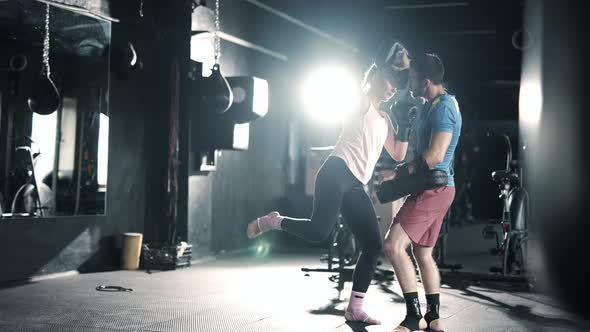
[413,247,434,265]
[384,240,408,259]
[383,223,411,258]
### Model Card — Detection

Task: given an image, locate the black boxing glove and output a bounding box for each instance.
[394,155,430,178]
[391,100,418,142]
[376,169,448,204]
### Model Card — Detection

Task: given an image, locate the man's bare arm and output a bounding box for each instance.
[423,131,453,168]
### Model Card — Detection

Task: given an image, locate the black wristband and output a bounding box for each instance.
[396,126,412,142]
[408,156,430,175]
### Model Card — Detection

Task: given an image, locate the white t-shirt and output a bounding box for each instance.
[331,104,389,184]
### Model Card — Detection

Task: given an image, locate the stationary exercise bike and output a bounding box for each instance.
[481,132,529,275]
[301,214,395,297]
[323,216,361,272]
[433,210,462,271]
[8,145,44,217]
[300,215,360,276]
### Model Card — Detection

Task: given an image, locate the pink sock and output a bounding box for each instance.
[257,212,283,232]
[345,291,381,325]
[347,290,366,314]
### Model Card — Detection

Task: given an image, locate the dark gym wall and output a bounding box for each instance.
[0,0,190,283]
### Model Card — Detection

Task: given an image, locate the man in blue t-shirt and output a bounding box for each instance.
[416,91,462,186]
[383,53,462,332]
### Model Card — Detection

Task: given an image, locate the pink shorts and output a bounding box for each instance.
[393,186,456,247]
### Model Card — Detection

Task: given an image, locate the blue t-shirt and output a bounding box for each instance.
[415,94,462,186]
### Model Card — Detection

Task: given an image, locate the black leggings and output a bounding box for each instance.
[282,156,383,292]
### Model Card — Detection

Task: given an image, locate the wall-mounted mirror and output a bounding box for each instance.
[0,0,111,218]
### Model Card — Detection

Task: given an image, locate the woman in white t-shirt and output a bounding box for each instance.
[247,42,412,325]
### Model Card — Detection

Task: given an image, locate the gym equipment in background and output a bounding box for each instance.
[481,132,529,275]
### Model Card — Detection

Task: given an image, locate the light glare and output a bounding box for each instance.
[519,82,543,128]
[302,66,360,125]
[97,113,109,188]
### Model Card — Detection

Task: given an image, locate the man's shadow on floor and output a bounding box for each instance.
[439,272,590,330]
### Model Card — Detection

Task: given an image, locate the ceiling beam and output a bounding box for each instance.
[242,0,359,54]
[218,31,288,62]
[436,30,497,36]
[385,2,469,10]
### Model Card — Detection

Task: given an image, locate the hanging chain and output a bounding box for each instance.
[42,4,52,79]
[214,0,221,64]
[139,0,144,18]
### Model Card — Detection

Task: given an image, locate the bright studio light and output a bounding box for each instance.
[302,66,360,125]
[519,82,543,128]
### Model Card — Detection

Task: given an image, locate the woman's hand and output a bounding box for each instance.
[378,169,397,184]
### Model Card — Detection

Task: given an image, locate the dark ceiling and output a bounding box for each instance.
[0,0,524,121]
[264,0,523,82]
[238,0,524,120]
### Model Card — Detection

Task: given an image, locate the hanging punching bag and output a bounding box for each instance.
[28,3,61,115]
[198,0,233,115]
[27,75,61,115]
[200,63,233,114]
